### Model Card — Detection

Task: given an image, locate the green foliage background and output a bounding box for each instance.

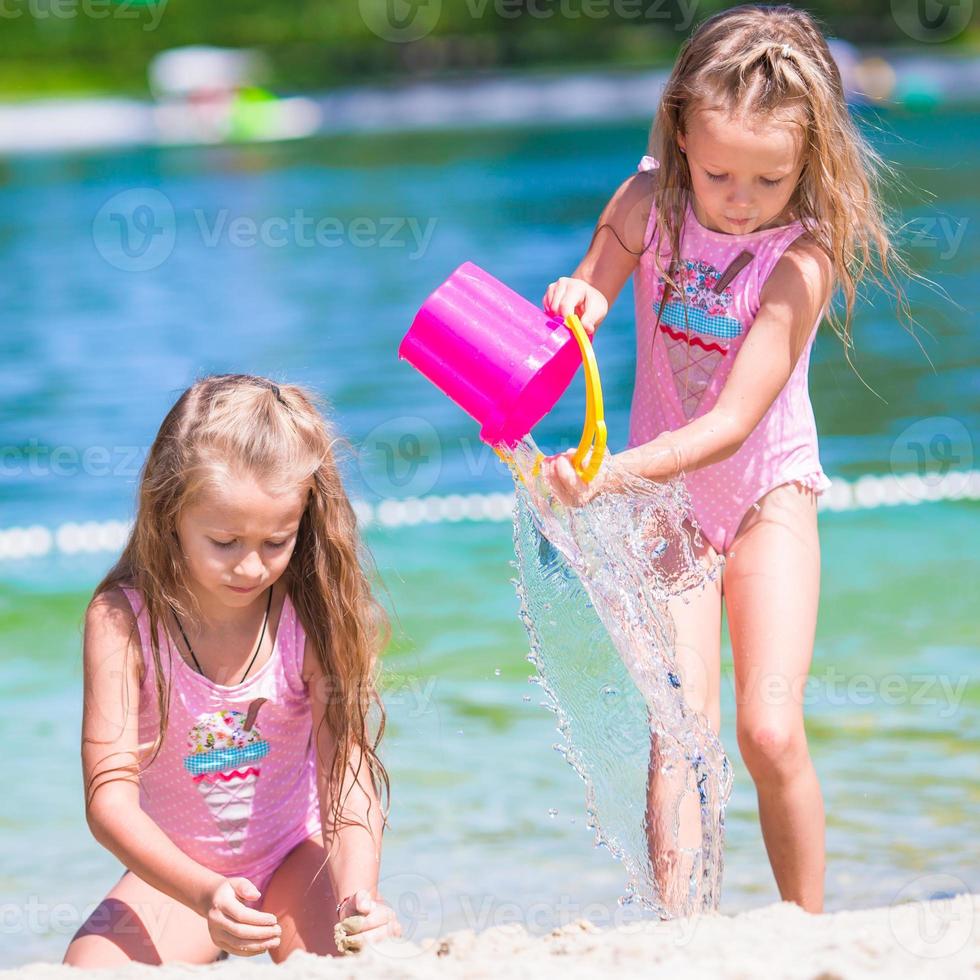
[0,0,976,97]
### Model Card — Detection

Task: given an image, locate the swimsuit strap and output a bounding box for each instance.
[170,586,273,685]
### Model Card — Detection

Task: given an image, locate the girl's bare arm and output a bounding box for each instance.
[82,590,226,916]
[544,169,657,333]
[305,642,384,902]
[305,642,400,945]
[576,168,657,303]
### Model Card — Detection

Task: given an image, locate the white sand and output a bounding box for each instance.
[7,893,977,979]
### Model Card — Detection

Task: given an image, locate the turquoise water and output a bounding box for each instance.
[1,108,978,966]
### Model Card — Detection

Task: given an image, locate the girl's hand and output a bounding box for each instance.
[542,277,608,337]
[541,440,683,507]
[539,449,623,508]
[204,877,282,957]
[334,890,402,953]
[540,449,597,508]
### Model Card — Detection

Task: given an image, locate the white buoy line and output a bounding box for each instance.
[0,470,977,562]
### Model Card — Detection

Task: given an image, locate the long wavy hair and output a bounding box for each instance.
[599,3,940,388]
[86,373,390,844]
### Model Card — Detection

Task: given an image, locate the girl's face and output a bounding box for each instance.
[678,107,805,235]
[176,473,308,608]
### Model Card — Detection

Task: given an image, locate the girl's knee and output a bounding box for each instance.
[64,881,220,967]
[63,943,106,968]
[736,718,809,780]
[63,897,155,967]
[63,931,146,969]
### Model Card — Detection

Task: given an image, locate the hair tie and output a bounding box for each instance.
[258,379,286,405]
[780,43,794,59]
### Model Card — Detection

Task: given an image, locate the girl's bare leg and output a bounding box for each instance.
[723,481,825,913]
[260,834,342,960]
[63,871,221,967]
[646,520,723,915]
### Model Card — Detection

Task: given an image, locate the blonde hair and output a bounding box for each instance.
[630,3,938,386]
[86,373,390,840]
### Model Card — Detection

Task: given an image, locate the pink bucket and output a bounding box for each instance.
[398,261,587,446]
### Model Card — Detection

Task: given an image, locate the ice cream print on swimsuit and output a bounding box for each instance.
[654,249,754,420]
[183,697,270,853]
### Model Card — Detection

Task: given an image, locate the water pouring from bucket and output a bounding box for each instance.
[398,261,607,483]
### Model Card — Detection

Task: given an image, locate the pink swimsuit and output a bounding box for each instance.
[628,155,831,554]
[120,586,322,899]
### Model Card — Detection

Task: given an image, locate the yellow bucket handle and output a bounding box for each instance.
[494,313,607,484]
[566,313,607,482]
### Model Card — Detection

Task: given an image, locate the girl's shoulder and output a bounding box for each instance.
[602,158,660,257]
[87,582,138,623]
[628,154,660,198]
[776,229,835,296]
[760,229,835,334]
[84,585,145,688]
[89,581,144,627]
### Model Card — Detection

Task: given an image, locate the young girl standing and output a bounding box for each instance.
[541,5,915,915]
[65,374,401,965]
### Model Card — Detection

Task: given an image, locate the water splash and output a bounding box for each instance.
[507,437,733,918]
